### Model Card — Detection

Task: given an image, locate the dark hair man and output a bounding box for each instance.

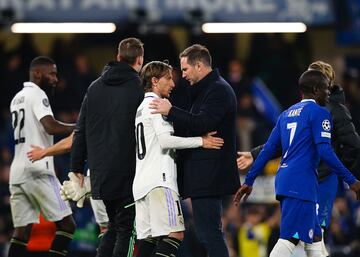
[150,44,239,257]
[9,56,76,257]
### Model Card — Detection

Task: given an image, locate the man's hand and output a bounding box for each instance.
[237,151,254,171]
[350,180,360,200]
[149,98,172,115]
[233,184,253,206]
[27,145,46,162]
[60,172,91,208]
[202,131,224,149]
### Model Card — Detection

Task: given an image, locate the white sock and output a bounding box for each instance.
[304,241,324,257]
[269,239,296,257]
[321,229,329,256]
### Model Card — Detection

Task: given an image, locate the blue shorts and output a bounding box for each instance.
[317,173,338,229]
[279,196,322,243]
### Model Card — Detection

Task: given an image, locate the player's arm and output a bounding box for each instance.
[237,144,282,171]
[27,132,74,162]
[40,116,75,135]
[234,119,282,205]
[157,131,224,150]
[317,143,358,186]
[312,108,360,194]
[151,86,231,136]
[151,112,224,150]
[71,94,88,177]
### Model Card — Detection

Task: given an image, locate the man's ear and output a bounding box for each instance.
[32,68,42,80]
[116,53,121,62]
[312,85,319,96]
[151,77,158,86]
[137,56,144,66]
[196,61,202,71]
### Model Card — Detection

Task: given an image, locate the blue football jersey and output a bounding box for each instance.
[246,99,332,202]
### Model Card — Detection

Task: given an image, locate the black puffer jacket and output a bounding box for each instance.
[251,85,360,181]
[318,85,360,181]
[71,61,144,201]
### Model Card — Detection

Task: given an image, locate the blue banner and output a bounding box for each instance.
[251,78,282,126]
[0,0,334,24]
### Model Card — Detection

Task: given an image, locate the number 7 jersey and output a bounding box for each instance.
[272,99,333,202]
[10,82,55,184]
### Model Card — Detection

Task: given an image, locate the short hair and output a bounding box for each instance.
[118,37,144,65]
[179,44,212,67]
[299,70,329,94]
[140,61,173,92]
[308,61,335,86]
[29,56,55,70]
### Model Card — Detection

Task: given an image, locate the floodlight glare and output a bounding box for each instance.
[202,22,307,33]
[11,23,116,33]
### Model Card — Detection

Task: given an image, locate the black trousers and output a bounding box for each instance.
[96,198,136,257]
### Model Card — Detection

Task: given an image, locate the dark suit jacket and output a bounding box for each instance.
[167,69,240,198]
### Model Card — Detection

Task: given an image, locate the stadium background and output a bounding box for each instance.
[1,0,360,256]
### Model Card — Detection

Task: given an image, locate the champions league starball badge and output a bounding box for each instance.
[322,119,331,131]
[42,98,50,107]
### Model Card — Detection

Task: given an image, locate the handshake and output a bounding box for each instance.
[60,172,91,208]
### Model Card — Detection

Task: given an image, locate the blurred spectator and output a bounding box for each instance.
[237,94,256,151]
[0,164,12,257]
[70,53,97,108]
[238,205,271,257]
[342,68,360,132]
[227,59,252,101]
[329,196,357,257]
[2,53,26,111]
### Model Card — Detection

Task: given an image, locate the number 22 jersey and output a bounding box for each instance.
[10,82,55,184]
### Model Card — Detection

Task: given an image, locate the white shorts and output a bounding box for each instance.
[135,187,185,239]
[10,174,72,228]
[90,198,108,227]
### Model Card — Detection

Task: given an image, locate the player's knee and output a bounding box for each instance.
[12,225,32,242]
[169,231,184,241]
[56,215,76,234]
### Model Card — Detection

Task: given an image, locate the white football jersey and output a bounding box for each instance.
[10,82,55,184]
[133,92,201,201]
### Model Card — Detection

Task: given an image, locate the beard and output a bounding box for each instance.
[40,78,56,98]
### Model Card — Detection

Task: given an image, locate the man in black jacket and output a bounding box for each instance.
[150,44,240,257]
[70,38,144,257]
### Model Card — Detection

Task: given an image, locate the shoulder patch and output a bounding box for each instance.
[322,119,331,131]
[42,98,50,107]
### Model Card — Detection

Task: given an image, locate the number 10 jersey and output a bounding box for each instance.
[10,82,55,184]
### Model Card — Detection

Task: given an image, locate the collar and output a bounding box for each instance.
[144,92,160,99]
[23,81,39,88]
[301,99,316,103]
[190,68,220,98]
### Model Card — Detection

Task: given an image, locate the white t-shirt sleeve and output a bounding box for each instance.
[157,133,202,150]
[32,91,54,121]
[151,107,202,149]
